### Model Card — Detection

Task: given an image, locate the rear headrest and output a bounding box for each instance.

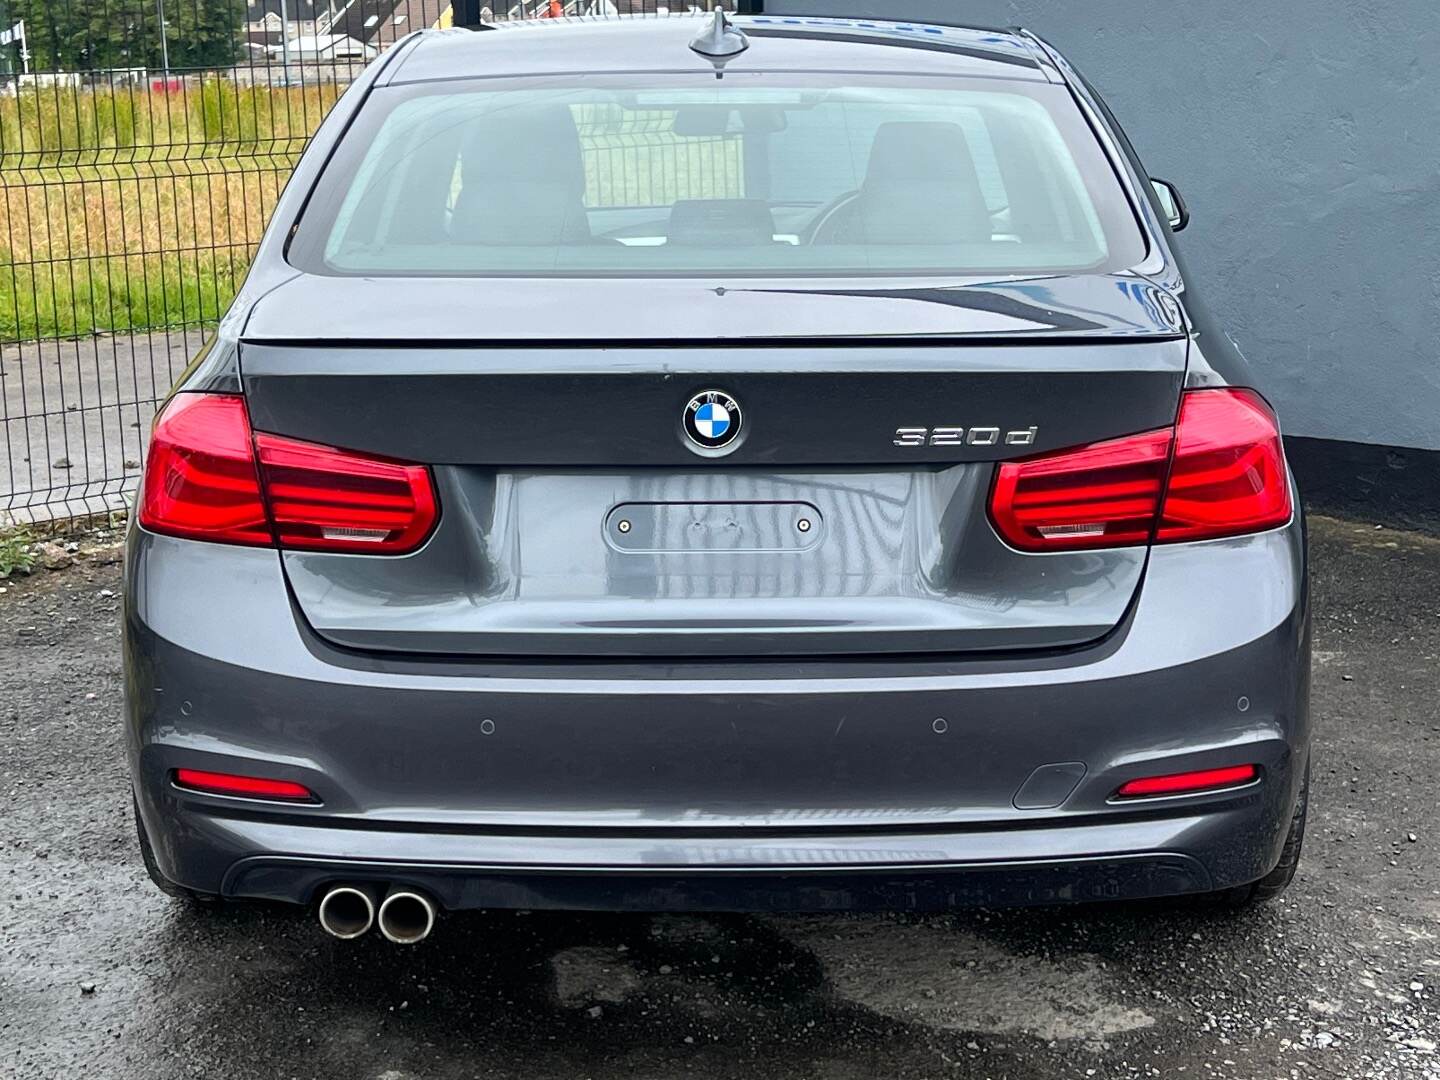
[460,106,586,193]
[451,106,593,245]
[865,121,981,187]
[667,199,776,247]
[851,120,993,244]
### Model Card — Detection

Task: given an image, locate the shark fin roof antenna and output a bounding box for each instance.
[689,9,749,76]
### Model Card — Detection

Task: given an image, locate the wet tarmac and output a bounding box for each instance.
[2,515,1437,1079]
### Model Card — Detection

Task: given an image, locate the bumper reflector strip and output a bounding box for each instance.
[174,768,317,802]
[1115,764,1259,799]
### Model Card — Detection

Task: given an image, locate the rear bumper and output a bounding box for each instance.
[198,806,1253,912]
[124,519,1310,911]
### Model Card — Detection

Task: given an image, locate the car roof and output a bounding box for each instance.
[384,15,1054,86]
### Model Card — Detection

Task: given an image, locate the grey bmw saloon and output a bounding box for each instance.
[125,12,1309,942]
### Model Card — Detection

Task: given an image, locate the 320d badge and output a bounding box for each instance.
[893,425,1039,448]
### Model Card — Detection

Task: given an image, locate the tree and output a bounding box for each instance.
[0,0,244,72]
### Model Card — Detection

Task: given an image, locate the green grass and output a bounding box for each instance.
[0,527,36,578]
[0,79,333,169]
[0,251,246,341]
[0,80,340,342]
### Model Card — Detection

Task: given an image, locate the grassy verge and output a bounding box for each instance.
[0,252,247,341]
[0,80,339,341]
[0,79,339,170]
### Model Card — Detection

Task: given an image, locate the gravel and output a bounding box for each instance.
[1,515,1437,1079]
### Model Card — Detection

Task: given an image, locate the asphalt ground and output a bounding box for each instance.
[1,514,1437,1080]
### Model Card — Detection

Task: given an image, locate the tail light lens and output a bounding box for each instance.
[989,428,1172,552]
[990,388,1291,552]
[1155,389,1293,543]
[139,394,271,546]
[140,392,438,555]
[255,434,438,554]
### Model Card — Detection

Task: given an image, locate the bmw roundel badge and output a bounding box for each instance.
[682,390,743,455]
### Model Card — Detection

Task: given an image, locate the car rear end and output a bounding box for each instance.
[124,17,1309,924]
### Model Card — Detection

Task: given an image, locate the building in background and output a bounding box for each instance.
[243,0,442,61]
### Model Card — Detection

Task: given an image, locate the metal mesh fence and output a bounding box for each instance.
[0,0,742,529]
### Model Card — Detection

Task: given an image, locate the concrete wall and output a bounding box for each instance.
[765,0,1440,450]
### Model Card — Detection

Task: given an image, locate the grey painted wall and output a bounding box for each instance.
[765,0,1440,450]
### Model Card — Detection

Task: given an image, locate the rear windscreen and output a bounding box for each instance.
[288,75,1147,278]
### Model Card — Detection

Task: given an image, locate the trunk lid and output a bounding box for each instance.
[242,273,1185,658]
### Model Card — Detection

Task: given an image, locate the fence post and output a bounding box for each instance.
[279,0,292,81]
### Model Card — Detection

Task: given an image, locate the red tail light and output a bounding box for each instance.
[139,394,271,546]
[140,393,438,555]
[989,388,1291,552]
[1115,764,1259,799]
[989,427,1172,552]
[174,768,317,802]
[255,434,438,554]
[1155,389,1293,543]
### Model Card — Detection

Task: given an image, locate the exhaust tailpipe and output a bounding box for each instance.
[377,887,437,945]
[317,885,377,940]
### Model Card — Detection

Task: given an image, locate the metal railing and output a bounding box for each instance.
[0,0,737,528]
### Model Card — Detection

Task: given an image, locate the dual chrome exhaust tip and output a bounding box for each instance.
[317,884,436,944]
